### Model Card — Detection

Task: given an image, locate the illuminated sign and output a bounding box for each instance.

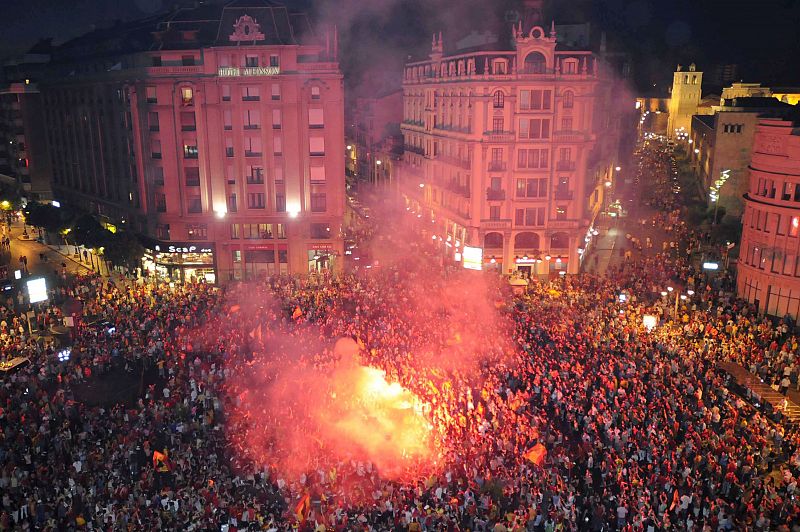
[27,277,48,303]
[702,262,719,271]
[642,315,657,331]
[153,242,214,254]
[217,66,280,77]
[462,246,483,271]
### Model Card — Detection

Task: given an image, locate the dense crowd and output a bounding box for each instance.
[1,173,800,530]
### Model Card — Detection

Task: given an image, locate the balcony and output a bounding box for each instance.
[486,188,506,201]
[554,189,574,200]
[488,161,507,171]
[445,181,470,198]
[556,160,576,171]
[436,155,470,170]
[245,151,263,157]
[554,130,588,142]
[243,124,260,130]
[242,96,260,102]
[246,176,264,185]
[404,145,424,155]
[483,131,515,142]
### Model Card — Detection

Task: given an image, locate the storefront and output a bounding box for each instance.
[142,241,216,284]
[241,243,288,279]
[307,242,337,273]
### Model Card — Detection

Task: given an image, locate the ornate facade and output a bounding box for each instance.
[398,23,620,276]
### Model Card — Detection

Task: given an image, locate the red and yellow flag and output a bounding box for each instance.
[523,443,546,466]
[294,493,311,522]
[292,307,303,320]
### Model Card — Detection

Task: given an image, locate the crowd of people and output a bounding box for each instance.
[0,166,799,530]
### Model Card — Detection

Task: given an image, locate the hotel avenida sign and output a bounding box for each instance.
[218,66,280,77]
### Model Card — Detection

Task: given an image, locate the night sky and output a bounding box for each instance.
[1,0,798,93]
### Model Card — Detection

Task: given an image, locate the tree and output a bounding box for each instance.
[102,231,145,271]
[70,214,108,248]
[24,203,66,233]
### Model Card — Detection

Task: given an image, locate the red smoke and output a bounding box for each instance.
[227,337,440,482]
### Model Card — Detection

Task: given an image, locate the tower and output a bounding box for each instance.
[667,63,703,139]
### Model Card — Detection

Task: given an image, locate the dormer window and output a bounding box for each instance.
[562,59,578,74]
[311,86,321,100]
[493,60,507,75]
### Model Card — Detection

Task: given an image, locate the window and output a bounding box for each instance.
[310,166,326,182]
[515,207,544,226]
[310,223,330,239]
[311,187,327,212]
[490,176,502,190]
[519,90,552,110]
[146,86,157,104]
[246,166,264,184]
[524,52,546,73]
[273,136,283,156]
[556,206,567,220]
[225,138,234,157]
[148,111,159,131]
[492,117,504,133]
[183,143,198,159]
[187,195,202,213]
[187,223,207,239]
[272,109,282,129]
[276,193,286,212]
[562,59,578,74]
[181,87,193,106]
[563,90,574,108]
[489,205,500,220]
[519,118,550,139]
[247,193,266,209]
[151,139,162,159]
[493,91,504,108]
[517,149,549,169]
[791,216,800,237]
[243,109,260,129]
[180,111,196,131]
[561,117,573,130]
[156,193,167,213]
[156,223,170,239]
[222,85,231,101]
[245,55,258,67]
[243,86,260,101]
[559,147,572,163]
[227,193,238,213]
[308,108,324,128]
[310,137,325,156]
[231,223,240,239]
[152,166,164,186]
[515,178,547,198]
[311,86,321,100]
[181,55,195,66]
[269,54,279,67]
[271,83,281,100]
[224,109,232,130]
[184,167,200,186]
[244,137,262,157]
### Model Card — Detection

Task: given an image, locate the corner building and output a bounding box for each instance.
[39,1,344,283]
[398,24,618,276]
[738,119,800,321]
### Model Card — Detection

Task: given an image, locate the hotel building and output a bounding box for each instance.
[30,0,344,283]
[398,22,620,276]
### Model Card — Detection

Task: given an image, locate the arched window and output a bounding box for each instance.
[484,232,504,249]
[524,52,547,74]
[514,232,540,250]
[550,232,569,249]
[563,90,574,109]
[493,90,504,109]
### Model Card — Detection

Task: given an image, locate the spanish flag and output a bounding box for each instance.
[152,450,172,472]
[292,306,303,320]
[294,493,311,522]
[523,443,546,467]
